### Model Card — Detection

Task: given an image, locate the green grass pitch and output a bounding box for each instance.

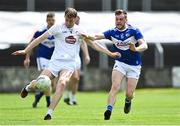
[0,88,180,125]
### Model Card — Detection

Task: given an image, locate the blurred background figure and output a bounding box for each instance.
[64,15,90,105]
[23,12,56,108]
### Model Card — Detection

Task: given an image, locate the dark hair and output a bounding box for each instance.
[47,12,55,18]
[64,8,77,18]
[115,9,127,19]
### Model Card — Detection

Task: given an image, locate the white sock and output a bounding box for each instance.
[25,84,30,91]
[72,95,76,102]
[65,91,70,99]
[46,109,54,116]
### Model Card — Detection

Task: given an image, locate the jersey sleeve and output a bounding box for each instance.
[103,29,112,40]
[33,31,39,39]
[47,25,60,36]
[134,28,143,40]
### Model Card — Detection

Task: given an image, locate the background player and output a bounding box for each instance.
[64,15,90,105]
[23,12,56,108]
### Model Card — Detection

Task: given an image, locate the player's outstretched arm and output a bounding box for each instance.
[23,37,35,68]
[80,42,90,65]
[80,33,105,41]
[24,53,30,68]
[85,39,121,59]
[12,32,49,55]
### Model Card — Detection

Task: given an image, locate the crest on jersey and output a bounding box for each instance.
[65,36,76,44]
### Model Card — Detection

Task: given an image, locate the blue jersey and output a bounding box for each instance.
[33,27,55,59]
[103,24,143,66]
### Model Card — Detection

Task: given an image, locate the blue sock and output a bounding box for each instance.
[107,105,113,112]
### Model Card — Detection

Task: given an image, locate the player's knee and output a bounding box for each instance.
[126,92,134,99]
[59,79,68,87]
[72,75,80,82]
[111,83,120,92]
[55,80,67,94]
[28,80,37,90]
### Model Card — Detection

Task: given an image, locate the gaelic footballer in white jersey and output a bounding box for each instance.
[47,23,84,77]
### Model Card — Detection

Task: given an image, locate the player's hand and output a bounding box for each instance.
[24,58,30,68]
[110,52,121,58]
[84,56,90,65]
[12,50,26,55]
[79,33,87,38]
[129,42,137,52]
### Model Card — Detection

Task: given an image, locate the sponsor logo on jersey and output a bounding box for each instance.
[65,36,76,44]
[115,41,130,47]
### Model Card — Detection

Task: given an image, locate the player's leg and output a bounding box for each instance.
[63,73,73,105]
[43,84,52,107]
[32,57,53,108]
[65,56,81,105]
[32,92,44,108]
[20,69,54,98]
[41,77,58,108]
[63,86,71,105]
[124,65,141,114]
[104,70,124,120]
[44,69,73,120]
[32,57,51,108]
[71,69,80,105]
[124,78,138,114]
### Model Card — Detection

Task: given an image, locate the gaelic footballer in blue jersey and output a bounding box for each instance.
[34,29,55,65]
[83,9,148,120]
[23,12,56,108]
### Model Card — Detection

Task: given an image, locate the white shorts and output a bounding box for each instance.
[36,57,50,71]
[75,56,81,70]
[113,61,141,79]
[47,59,75,77]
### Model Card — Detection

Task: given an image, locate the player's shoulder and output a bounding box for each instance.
[105,27,117,32]
[73,24,81,30]
[127,24,140,31]
[48,23,64,33]
[36,25,47,33]
[32,26,46,37]
[49,23,63,29]
[73,24,85,33]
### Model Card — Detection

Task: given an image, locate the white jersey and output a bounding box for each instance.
[47,23,83,61]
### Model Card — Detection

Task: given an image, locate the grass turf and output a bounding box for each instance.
[0,88,180,125]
